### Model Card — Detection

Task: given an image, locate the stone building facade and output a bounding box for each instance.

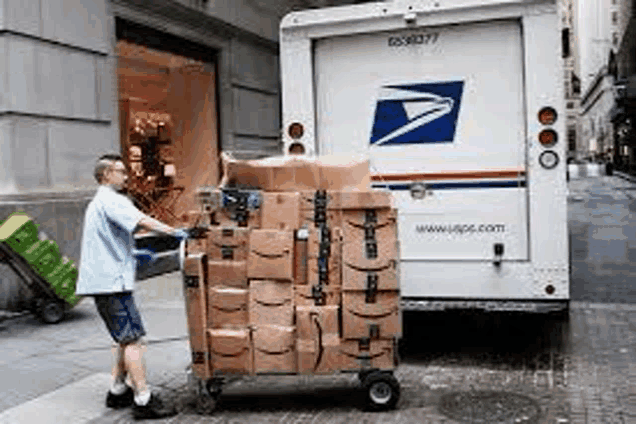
[0,0,365,310]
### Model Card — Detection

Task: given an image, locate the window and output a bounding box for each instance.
[612,11,618,25]
[613,33,619,46]
[567,102,575,109]
[572,72,581,95]
[561,28,570,58]
[568,126,576,152]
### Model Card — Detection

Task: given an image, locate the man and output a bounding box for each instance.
[76,154,187,420]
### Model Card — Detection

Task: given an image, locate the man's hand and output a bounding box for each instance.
[173,228,189,241]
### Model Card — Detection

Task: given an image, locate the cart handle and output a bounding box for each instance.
[179,238,186,273]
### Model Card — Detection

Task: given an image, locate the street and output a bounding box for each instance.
[0,174,634,424]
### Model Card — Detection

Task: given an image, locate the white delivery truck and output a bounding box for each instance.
[280,0,569,313]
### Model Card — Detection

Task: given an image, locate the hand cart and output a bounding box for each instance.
[0,241,81,324]
[178,189,402,414]
[0,213,81,324]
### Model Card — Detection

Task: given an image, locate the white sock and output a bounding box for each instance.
[110,379,127,395]
[134,390,151,406]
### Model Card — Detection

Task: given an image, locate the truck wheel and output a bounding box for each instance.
[360,371,400,412]
[38,300,65,324]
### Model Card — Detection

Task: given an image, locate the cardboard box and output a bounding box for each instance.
[183,253,209,379]
[294,284,341,306]
[299,209,343,229]
[220,153,370,192]
[207,260,248,288]
[297,338,395,374]
[186,237,207,255]
[342,208,397,229]
[221,155,321,192]
[342,259,399,291]
[208,328,253,374]
[260,192,301,231]
[214,207,261,229]
[247,230,294,280]
[316,157,371,191]
[307,227,343,259]
[183,253,207,289]
[207,287,249,329]
[341,291,401,339]
[249,280,294,326]
[253,325,296,373]
[296,338,343,374]
[299,191,342,210]
[338,191,393,210]
[307,256,342,287]
[294,235,308,285]
[207,227,250,261]
[295,305,340,340]
[342,209,398,268]
[339,338,396,370]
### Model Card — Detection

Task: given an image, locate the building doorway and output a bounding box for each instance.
[116,20,220,227]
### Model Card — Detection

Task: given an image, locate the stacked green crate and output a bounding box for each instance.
[0,212,81,307]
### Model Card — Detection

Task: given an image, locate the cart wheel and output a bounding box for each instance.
[38,300,65,324]
[205,378,224,398]
[360,371,400,412]
[195,394,217,415]
[195,379,222,415]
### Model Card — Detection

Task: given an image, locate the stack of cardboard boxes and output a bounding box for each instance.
[182,159,400,378]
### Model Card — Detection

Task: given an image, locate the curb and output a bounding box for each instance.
[614,170,636,184]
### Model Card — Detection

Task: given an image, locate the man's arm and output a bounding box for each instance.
[135,216,180,237]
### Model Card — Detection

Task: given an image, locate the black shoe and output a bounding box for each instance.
[106,386,134,409]
[133,393,177,420]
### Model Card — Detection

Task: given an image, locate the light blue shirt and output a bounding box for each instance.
[76,185,146,295]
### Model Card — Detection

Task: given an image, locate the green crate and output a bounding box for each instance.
[1,212,81,308]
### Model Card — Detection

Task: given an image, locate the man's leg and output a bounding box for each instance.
[95,294,135,408]
[110,342,128,395]
[124,338,150,404]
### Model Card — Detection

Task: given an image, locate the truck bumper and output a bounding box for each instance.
[401,298,569,313]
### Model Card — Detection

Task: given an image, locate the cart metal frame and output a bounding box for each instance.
[0,241,71,324]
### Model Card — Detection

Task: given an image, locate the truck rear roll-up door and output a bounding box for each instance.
[314,19,528,261]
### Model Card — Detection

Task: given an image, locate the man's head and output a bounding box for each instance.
[95,154,128,191]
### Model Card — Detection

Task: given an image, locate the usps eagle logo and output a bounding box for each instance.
[369,81,464,146]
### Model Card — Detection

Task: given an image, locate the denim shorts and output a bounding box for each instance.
[94,292,146,344]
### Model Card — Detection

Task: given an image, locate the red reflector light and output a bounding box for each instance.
[539,129,558,146]
[288,122,304,139]
[288,142,305,155]
[538,107,557,125]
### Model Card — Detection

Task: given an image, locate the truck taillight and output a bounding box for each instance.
[288,122,304,139]
[538,129,557,146]
[538,107,557,125]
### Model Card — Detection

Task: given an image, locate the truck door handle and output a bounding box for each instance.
[493,243,504,267]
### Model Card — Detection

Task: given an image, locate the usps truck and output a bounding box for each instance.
[280,0,569,313]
